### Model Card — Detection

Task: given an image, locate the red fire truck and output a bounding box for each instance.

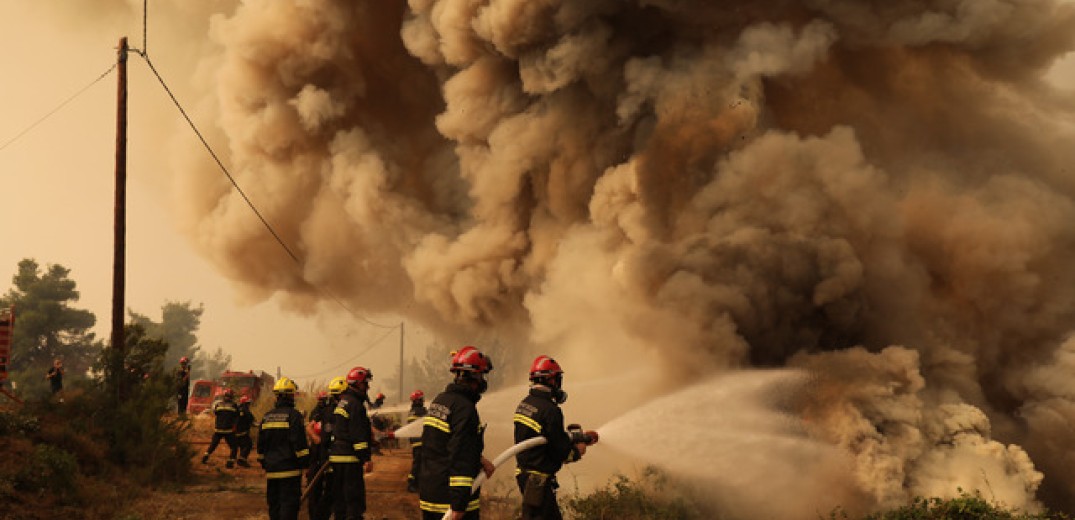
[0,306,17,403]
[187,369,275,414]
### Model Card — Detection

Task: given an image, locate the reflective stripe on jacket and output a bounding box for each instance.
[329,387,372,463]
[514,386,580,477]
[256,400,309,479]
[418,383,484,514]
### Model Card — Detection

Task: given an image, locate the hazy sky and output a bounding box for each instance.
[0,1,421,391]
[2,1,1074,389]
[6,1,1075,515]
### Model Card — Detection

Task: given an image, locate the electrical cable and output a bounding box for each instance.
[278,322,401,380]
[135,51,395,329]
[0,63,117,155]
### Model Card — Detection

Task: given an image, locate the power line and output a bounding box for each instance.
[134,51,396,330]
[283,322,401,380]
[0,63,117,155]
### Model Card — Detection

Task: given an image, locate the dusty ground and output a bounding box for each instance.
[124,419,425,520]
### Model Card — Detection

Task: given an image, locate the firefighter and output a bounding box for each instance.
[406,389,427,493]
[257,377,309,520]
[418,346,495,520]
[175,357,191,415]
[369,392,386,410]
[514,356,599,520]
[307,378,345,520]
[235,395,256,467]
[309,390,330,422]
[331,367,374,520]
[202,389,240,468]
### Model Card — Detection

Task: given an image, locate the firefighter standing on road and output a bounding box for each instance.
[331,367,374,520]
[235,395,256,467]
[513,356,599,520]
[175,357,191,415]
[257,377,310,520]
[406,389,427,493]
[419,346,495,520]
[307,377,346,520]
[202,389,240,468]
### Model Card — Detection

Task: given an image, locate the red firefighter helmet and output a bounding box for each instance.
[410,390,424,401]
[222,388,235,400]
[179,356,189,365]
[529,355,563,379]
[239,395,251,405]
[450,346,493,374]
[346,366,372,385]
[375,392,385,401]
[317,390,328,400]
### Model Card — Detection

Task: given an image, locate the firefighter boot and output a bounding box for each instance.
[201,454,209,464]
[226,459,235,469]
[237,459,250,468]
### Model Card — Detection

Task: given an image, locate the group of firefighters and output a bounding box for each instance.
[187,345,599,520]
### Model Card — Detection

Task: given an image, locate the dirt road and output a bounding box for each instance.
[125,432,423,519]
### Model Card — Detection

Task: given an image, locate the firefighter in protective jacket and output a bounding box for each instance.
[406,389,428,493]
[202,389,240,468]
[257,377,310,520]
[514,356,599,520]
[307,377,347,520]
[331,367,374,520]
[418,346,496,520]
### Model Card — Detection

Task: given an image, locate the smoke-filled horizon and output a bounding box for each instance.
[160,0,1075,515]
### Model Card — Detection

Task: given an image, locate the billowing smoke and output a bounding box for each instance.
[166,0,1075,515]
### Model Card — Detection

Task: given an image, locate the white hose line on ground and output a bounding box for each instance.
[440,436,548,520]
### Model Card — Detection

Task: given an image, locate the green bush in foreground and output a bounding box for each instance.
[565,466,703,520]
[15,444,79,501]
[828,490,1073,520]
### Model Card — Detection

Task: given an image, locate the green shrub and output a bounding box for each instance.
[15,444,79,500]
[0,410,40,436]
[565,466,703,520]
[828,490,1073,520]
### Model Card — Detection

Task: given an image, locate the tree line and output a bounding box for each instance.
[0,258,231,400]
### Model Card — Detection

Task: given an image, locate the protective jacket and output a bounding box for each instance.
[418,383,485,515]
[309,398,330,424]
[514,386,580,477]
[329,387,372,464]
[257,399,310,479]
[212,399,240,433]
[175,365,190,392]
[235,404,255,437]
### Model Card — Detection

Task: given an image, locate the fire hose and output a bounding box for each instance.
[440,436,548,520]
[300,460,331,505]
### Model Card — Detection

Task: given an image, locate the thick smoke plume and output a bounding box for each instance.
[166,0,1075,515]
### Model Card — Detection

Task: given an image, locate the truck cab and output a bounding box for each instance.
[188,379,215,415]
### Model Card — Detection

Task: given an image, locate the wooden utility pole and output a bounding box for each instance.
[398,322,404,405]
[111,37,129,399]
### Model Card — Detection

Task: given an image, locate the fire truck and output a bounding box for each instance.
[0,306,17,403]
[187,369,274,415]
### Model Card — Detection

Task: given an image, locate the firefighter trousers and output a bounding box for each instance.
[236,433,253,460]
[308,463,334,520]
[421,511,480,520]
[266,475,301,520]
[517,473,562,520]
[205,432,238,462]
[332,462,367,520]
[177,390,189,415]
[408,445,422,487]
